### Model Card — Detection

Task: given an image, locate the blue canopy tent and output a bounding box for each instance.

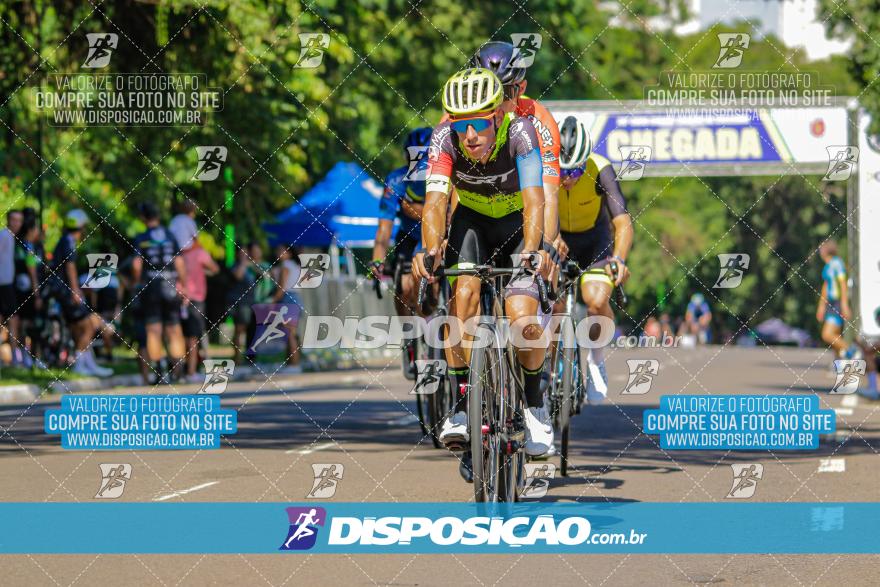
[264,161,396,249]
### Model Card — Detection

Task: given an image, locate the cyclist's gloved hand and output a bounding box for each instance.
[608,256,630,286]
[369,260,384,279]
[413,250,440,282]
[517,251,543,273]
[553,235,569,261]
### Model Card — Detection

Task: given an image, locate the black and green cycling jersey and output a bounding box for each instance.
[426,113,543,218]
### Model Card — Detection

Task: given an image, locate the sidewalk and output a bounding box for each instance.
[0,351,398,403]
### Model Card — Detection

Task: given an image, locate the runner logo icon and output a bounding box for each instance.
[824,146,859,181]
[412,359,446,395]
[510,33,542,68]
[82,33,118,68]
[404,146,429,181]
[294,254,330,289]
[95,463,132,499]
[520,463,556,499]
[193,146,228,181]
[308,464,344,499]
[198,359,235,394]
[713,33,750,69]
[714,253,750,289]
[726,463,763,499]
[249,304,300,353]
[295,33,330,68]
[616,146,651,181]
[82,254,118,289]
[831,359,866,395]
[280,506,327,550]
[623,359,659,395]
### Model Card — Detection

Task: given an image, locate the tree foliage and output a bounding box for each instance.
[0,0,862,337]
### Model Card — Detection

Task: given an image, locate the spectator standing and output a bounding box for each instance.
[13,213,44,367]
[131,202,186,383]
[49,210,113,376]
[816,240,856,360]
[169,199,199,252]
[228,246,258,365]
[181,241,219,382]
[271,245,302,372]
[0,210,23,365]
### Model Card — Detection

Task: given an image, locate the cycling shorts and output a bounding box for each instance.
[825,301,844,327]
[141,279,181,325]
[386,233,420,275]
[182,301,206,338]
[444,205,539,300]
[561,229,614,287]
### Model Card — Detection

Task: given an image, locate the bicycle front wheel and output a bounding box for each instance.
[468,323,504,502]
[559,321,577,476]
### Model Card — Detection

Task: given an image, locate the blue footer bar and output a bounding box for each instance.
[0,503,874,554]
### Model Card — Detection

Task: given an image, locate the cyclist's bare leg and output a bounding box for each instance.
[145,323,164,361]
[821,321,847,356]
[506,293,548,411]
[580,279,613,397]
[445,275,479,408]
[580,280,613,325]
[396,272,418,316]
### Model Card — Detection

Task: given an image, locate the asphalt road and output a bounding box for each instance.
[0,346,878,586]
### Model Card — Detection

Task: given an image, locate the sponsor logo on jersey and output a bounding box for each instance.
[530,116,555,147]
[454,168,516,185]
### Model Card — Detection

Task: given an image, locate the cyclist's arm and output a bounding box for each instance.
[422,185,448,255]
[400,200,423,221]
[598,165,633,263]
[517,148,545,252]
[65,260,79,292]
[371,219,394,263]
[839,271,851,316]
[535,105,561,244]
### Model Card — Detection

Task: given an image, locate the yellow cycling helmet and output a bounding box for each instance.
[442,68,504,116]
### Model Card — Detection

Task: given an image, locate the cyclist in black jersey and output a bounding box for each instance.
[556,116,633,404]
[413,68,554,457]
[131,202,187,383]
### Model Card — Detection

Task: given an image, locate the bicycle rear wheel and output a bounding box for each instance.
[469,323,504,502]
[559,322,577,477]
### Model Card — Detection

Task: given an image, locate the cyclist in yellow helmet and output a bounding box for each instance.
[413,68,554,457]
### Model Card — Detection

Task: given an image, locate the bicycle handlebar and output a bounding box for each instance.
[417,253,551,313]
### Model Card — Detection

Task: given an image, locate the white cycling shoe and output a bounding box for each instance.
[524,406,553,456]
[586,352,608,406]
[439,411,469,446]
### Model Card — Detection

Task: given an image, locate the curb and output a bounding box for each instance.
[0,353,400,403]
[0,384,40,403]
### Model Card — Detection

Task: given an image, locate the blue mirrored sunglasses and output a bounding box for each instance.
[450,118,493,133]
[561,166,586,180]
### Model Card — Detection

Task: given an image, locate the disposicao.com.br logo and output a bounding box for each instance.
[279,506,648,552]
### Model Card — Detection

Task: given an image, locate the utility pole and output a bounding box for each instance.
[223,166,234,267]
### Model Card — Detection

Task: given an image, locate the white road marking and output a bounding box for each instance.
[153,481,219,501]
[818,458,845,473]
[841,395,859,408]
[388,414,419,426]
[0,409,26,416]
[285,441,335,455]
[833,408,853,416]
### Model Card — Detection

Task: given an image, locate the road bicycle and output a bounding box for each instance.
[546,258,627,476]
[373,256,448,447]
[419,253,551,502]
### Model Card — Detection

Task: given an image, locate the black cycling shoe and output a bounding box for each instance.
[458,451,474,483]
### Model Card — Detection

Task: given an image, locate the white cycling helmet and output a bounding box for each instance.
[64,208,89,230]
[559,116,592,169]
[442,68,504,116]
